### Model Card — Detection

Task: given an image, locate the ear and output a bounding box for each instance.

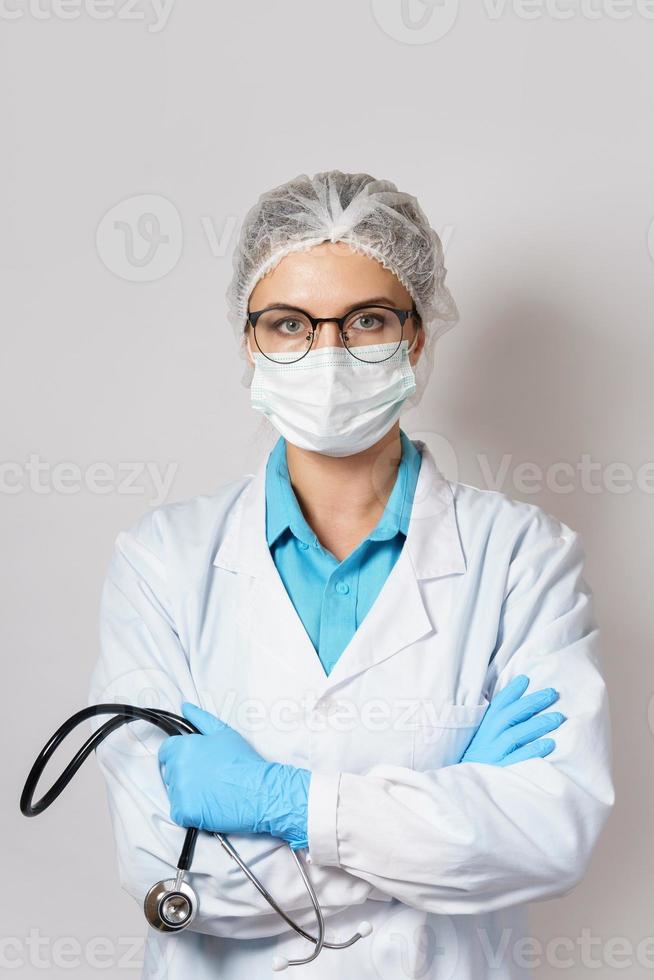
[409,324,425,365]
[244,330,255,367]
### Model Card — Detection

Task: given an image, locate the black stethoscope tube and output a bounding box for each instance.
[19,703,200,872]
[19,702,371,969]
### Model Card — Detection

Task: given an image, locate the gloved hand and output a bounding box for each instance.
[458,674,566,766]
[157,703,311,850]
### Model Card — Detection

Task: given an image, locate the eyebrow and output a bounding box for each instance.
[354,296,402,307]
[259,296,404,312]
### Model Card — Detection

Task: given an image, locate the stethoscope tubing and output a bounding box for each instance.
[18,702,366,962]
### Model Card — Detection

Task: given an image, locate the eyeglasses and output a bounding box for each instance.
[246,303,419,364]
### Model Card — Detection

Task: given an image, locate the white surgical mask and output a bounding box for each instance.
[247,337,418,457]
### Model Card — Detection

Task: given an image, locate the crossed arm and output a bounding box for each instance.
[89,513,614,937]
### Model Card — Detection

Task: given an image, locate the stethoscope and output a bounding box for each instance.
[20,703,372,971]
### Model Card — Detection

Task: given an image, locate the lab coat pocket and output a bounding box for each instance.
[411,701,489,771]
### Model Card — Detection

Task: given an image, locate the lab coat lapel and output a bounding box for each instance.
[212,439,467,695]
[324,440,467,691]
[212,449,329,689]
[323,545,432,690]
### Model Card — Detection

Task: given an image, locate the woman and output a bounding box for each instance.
[89,171,614,979]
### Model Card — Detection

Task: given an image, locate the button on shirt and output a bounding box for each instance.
[265,429,423,675]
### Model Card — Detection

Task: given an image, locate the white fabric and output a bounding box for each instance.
[248,338,417,457]
[88,440,614,979]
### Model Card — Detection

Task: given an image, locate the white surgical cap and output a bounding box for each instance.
[225,170,459,414]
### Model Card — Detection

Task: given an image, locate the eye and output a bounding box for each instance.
[348,311,385,331]
[277,318,304,335]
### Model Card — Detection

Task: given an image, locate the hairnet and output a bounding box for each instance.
[225,170,459,415]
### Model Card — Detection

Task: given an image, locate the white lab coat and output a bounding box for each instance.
[88,439,614,980]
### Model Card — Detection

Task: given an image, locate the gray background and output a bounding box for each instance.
[2,2,653,976]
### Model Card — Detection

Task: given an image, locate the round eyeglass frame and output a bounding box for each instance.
[246,303,420,364]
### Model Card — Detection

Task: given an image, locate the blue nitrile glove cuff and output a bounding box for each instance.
[161,703,313,846]
[254,763,311,851]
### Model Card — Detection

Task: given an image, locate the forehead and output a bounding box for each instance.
[249,241,413,311]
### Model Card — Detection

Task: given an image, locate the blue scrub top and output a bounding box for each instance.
[265,429,423,676]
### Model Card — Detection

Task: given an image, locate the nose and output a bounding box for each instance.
[313,319,344,349]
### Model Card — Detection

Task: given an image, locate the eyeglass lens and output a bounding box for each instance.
[251,307,412,364]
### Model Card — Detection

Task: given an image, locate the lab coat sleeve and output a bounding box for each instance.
[307,523,615,914]
[88,512,375,940]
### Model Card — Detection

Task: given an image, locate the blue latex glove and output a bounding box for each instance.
[157,703,311,850]
[459,674,566,765]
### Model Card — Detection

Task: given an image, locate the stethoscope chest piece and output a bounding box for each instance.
[144,878,198,932]
[21,702,374,968]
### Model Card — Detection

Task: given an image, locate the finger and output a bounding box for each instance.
[496,712,566,756]
[476,676,532,740]
[500,738,556,765]
[181,702,229,735]
[497,688,560,729]
[157,734,181,769]
[507,711,566,749]
[485,675,530,717]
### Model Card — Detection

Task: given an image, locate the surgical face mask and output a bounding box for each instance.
[247,336,418,457]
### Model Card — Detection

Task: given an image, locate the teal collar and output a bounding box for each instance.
[265,429,422,550]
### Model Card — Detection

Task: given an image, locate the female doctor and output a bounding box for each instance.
[88,171,614,979]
